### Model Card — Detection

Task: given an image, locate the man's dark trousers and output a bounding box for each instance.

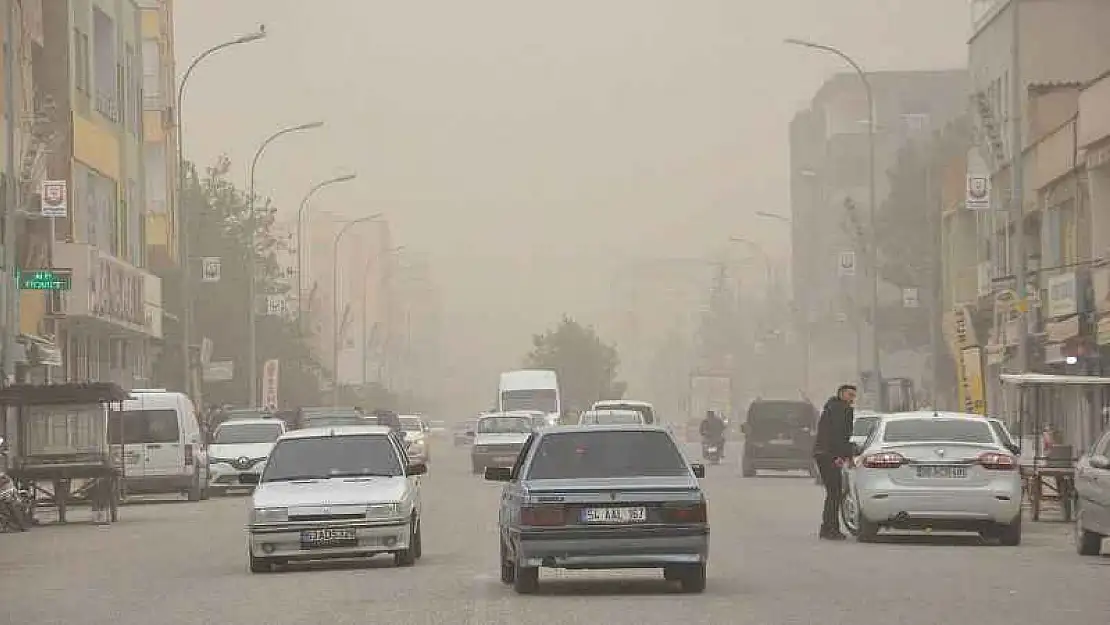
[815,454,843,535]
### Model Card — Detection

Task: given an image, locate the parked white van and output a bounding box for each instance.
[109,390,210,500]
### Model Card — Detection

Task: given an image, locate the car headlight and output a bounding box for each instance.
[366,502,402,518]
[250,507,288,524]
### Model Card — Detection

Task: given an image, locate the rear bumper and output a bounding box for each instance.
[513,524,709,569]
[857,485,1022,526]
[472,451,520,468]
[248,519,411,560]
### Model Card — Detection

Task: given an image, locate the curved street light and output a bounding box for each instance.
[296,174,357,324]
[244,121,323,407]
[784,36,880,390]
[332,214,383,403]
[175,26,266,395]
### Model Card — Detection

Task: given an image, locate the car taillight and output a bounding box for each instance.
[862,452,906,468]
[184,444,194,466]
[520,505,565,526]
[664,502,707,523]
[977,452,1016,470]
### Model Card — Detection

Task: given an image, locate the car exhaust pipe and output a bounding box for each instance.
[891,511,909,523]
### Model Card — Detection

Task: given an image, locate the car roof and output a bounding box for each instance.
[540,423,668,435]
[594,400,652,408]
[581,409,642,417]
[279,425,391,440]
[883,411,990,421]
[216,418,282,427]
[479,412,531,420]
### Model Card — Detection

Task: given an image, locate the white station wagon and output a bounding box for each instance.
[242,425,426,573]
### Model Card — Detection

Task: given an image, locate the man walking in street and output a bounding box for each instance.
[813,384,856,540]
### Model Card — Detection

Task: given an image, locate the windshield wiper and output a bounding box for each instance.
[330,471,399,478]
[266,475,325,482]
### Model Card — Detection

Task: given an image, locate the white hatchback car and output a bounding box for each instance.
[242,425,426,573]
[842,412,1022,544]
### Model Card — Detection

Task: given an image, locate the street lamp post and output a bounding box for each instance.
[245,121,323,407]
[362,246,404,387]
[295,174,357,329]
[785,37,881,400]
[331,215,382,405]
[176,27,265,397]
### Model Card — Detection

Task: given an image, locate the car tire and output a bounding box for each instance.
[997,516,1022,546]
[856,507,880,543]
[248,552,273,573]
[394,517,419,567]
[499,540,516,584]
[512,565,539,594]
[187,472,202,502]
[1076,513,1104,556]
[678,563,707,593]
[741,457,756,478]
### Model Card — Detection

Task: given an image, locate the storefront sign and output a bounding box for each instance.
[1047,273,1077,318]
[261,359,280,410]
[960,346,987,415]
[89,251,146,330]
[1045,316,1080,343]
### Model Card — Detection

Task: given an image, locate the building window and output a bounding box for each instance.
[74,28,91,93]
[92,7,118,122]
[142,38,161,107]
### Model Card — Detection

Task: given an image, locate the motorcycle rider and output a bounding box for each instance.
[813,384,857,540]
[699,410,727,457]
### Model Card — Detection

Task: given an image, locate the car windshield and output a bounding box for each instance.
[882,419,995,444]
[262,434,403,482]
[580,411,642,425]
[853,416,880,437]
[526,430,689,479]
[478,417,532,433]
[213,422,282,444]
[399,418,422,432]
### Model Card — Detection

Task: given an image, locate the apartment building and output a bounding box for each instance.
[789,69,968,399]
[137,0,174,270]
[1080,70,1110,358]
[39,0,162,388]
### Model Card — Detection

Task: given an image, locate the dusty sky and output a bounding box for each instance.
[175,0,971,411]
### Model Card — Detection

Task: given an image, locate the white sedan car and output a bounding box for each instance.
[842,412,1022,545]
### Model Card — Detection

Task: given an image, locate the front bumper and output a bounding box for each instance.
[209,463,261,489]
[248,519,411,560]
[513,524,709,569]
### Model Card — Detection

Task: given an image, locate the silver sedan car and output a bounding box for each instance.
[842,412,1022,544]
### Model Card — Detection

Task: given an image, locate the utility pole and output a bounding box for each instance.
[3,0,19,385]
[1009,0,1028,372]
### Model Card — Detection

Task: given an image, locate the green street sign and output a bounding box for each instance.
[18,269,73,291]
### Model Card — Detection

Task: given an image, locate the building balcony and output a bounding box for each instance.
[53,242,163,339]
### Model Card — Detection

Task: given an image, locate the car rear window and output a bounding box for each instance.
[109,409,180,444]
[526,430,689,479]
[882,419,994,444]
[853,416,880,437]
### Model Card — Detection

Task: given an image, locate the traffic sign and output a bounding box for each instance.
[41,180,67,218]
[18,269,72,291]
[966,175,990,210]
[902,287,919,308]
[201,257,221,283]
[837,251,856,277]
[265,295,287,316]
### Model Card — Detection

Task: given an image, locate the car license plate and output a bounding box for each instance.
[770,439,794,445]
[916,465,967,479]
[238,474,258,484]
[300,528,357,547]
[582,506,647,523]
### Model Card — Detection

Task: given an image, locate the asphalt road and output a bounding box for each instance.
[3,438,1109,625]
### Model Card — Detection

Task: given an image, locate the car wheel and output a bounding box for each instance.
[1076,513,1104,556]
[855,501,879,543]
[499,540,516,584]
[394,516,419,566]
[741,458,756,478]
[997,516,1022,546]
[248,552,273,573]
[840,491,859,536]
[187,472,202,502]
[678,563,707,593]
[512,565,539,594]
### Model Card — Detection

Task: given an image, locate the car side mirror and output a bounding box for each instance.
[407,462,428,476]
[1089,455,1110,470]
[691,463,706,478]
[484,466,512,482]
[239,473,261,485]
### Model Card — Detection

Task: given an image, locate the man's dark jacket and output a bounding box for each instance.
[813,397,854,458]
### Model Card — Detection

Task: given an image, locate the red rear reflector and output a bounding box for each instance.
[665,502,707,523]
[862,452,906,469]
[977,452,1016,470]
[521,505,565,526]
[184,444,194,466]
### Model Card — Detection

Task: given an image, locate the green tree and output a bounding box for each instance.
[523,316,625,413]
[158,156,324,408]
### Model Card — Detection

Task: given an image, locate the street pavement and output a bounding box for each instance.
[2,437,1109,625]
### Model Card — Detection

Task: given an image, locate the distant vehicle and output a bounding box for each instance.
[1076,427,1110,556]
[208,418,286,495]
[498,370,560,426]
[577,409,645,426]
[297,407,370,429]
[591,400,656,425]
[740,399,818,478]
[486,424,708,594]
[398,415,432,464]
[471,413,533,474]
[454,419,478,446]
[242,425,426,573]
[110,390,210,501]
[841,411,1022,544]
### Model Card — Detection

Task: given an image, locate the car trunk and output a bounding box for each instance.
[877,442,1000,487]
[524,476,702,526]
